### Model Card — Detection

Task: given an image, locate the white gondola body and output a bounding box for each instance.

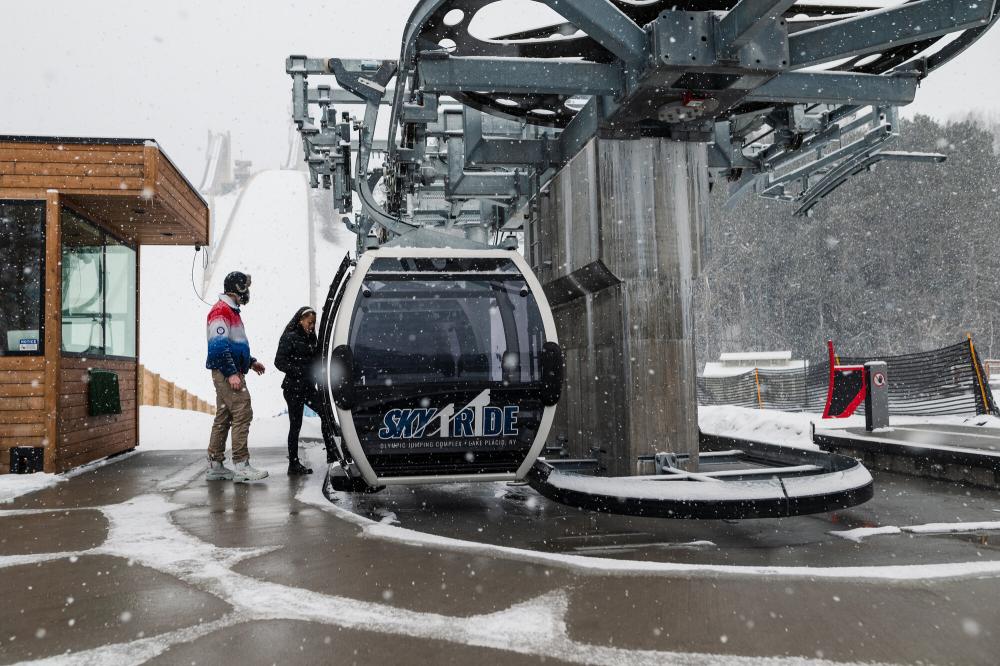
[327,248,560,487]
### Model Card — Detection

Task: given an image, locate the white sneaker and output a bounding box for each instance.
[233,460,269,483]
[206,460,234,481]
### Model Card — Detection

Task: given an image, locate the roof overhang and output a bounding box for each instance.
[0,135,209,246]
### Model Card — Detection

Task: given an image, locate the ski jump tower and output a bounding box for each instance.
[288,0,998,475]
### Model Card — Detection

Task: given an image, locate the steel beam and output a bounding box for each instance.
[332,89,390,105]
[789,0,997,68]
[447,139,529,199]
[467,137,559,166]
[718,0,797,53]
[537,0,648,64]
[418,56,623,96]
[556,96,613,170]
[765,124,893,190]
[328,58,395,103]
[307,86,333,105]
[787,147,934,216]
[878,151,947,163]
[746,71,920,106]
[463,110,561,166]
[285,55,330,75]
[291,74,313,130]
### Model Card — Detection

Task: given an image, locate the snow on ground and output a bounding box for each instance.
[828,526,903,543]
[296,457,1000,583]
[698,405,1000,451]
[905,521,1000,534]
[0,451,138,504]
[138,405,320,451]
[830,521,1000,542]
[0,489,885,666]
[1,405,322,502]
[0,473,63,504]
[141,169,354,416]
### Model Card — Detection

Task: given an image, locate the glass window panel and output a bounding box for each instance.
[61,210,105,354]
[104,237,136,357]
[349,275,545,387]
[0,201,44,355]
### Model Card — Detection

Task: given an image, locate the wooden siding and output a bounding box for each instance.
[0,138,207,246]
[43,192,62,473]
[0,136,205,475]
[0,356,46,474]
[56,357,137,473]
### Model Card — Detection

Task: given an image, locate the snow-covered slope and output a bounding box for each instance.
[138,245,215,406]
[200,170,312,415]
[139,405,321,450]
[140,169,353,417]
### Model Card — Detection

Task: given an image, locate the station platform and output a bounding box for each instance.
[2,444,1000,664]
[814,422,1000,488]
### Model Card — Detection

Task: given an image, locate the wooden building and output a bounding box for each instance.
[0,136,208,474]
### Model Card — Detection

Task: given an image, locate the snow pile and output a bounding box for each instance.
[698,405,1000,452]
[138,405,321,451]
[828,526,903,543]
[0,473,64,504]
[0,451,140,504]
[904,521,1000,534]
[831,520,1000,542]
[698,405,820,450]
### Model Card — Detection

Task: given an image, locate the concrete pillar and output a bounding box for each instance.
[526,138,707,475]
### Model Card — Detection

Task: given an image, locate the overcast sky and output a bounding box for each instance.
[3,1,998,183]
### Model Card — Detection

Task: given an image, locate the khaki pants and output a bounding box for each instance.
[207,370,253,464]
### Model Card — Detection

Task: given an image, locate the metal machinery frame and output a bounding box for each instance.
[288,0,997,515]
[288,0,998,239]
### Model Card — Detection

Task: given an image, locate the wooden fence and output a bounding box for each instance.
[138,365,215,415]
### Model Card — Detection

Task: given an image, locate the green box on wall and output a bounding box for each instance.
[88,369,122,416]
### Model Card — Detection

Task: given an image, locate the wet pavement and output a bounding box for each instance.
[1,445,999,665]
[823,425,1000,453]
[814,424,1000,490]
[341,471,1000,568]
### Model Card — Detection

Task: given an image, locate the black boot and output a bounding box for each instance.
[288,459,313,475]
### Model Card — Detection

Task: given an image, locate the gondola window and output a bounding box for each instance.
[349,276,545,388]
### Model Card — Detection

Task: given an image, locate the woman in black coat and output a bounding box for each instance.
[274,306,323,475]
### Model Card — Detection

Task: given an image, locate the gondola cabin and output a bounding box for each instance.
[0,136,208,474]
[325,247,563,487]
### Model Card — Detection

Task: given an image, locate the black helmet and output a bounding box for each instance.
[224,271,252,305]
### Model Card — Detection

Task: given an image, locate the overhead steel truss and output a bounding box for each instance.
[288,0,999,247]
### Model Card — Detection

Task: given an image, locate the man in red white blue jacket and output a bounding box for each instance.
[205,271,268,482]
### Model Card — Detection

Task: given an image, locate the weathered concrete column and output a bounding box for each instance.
[525,138,707,476]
